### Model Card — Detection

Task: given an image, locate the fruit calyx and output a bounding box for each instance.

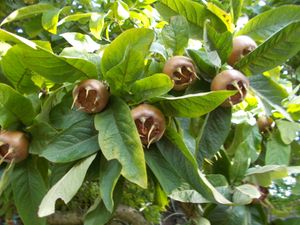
[211,69,249,107]
[72,79,109,114]
[0,130,29,164]
[228,35,257,66]
[131,104,166,148]
[163,56,197,91]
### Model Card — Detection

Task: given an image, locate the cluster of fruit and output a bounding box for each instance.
[0,35,273,164]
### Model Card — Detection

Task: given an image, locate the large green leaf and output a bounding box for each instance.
[1,45,39,94]
[250,75,292,121]
[156,134,231,204]
[11,157,47,225]
[276,120,300,144]
[0,4,55,26]
[94,96,147,188]
[0,83,35,128]
[208,205,251,225]
[245,165,288,187]
[237,5,300,41]
[39,118,99,163]
[84,197,113,225]
[266,130,291,165]
[0,162,14,196]
[0,28,36,48]
[42,7,62,34]
[204,24,233,64]
[38,154,96,217]
[157,0,227,32]
[60,32,100,52]
[157,90,236,118]
[187,49,218,81]
[235,21,300,75]
[273,218,300,225]
[101,28,154,94]
[230,0,244,24]
[99,159,122,212]
[197,107,232,163]
[161,15,189,55]
[130,73,174,104]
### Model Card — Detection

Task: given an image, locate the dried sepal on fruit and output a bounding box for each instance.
[131,104,166,148]
[211,69,249,107]
[228,35,257,66]
[72,79,109,114]
[163,56,197,91]
[0,130,29,164]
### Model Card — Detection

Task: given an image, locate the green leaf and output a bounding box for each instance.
[187,49,218,81]
[11,157,47,225]
[0,4,55,26]
[157,135,231,204]
[230,0,244,24]
[266,130,291,165]
[58,13,92,26]
[236,21,300,75]
[101,28,154,95]
[158,0,227,32]
[42,8,61,34]
[99,159,122,212]
[130,73,174,104]
[204,24,233,64]
[250,75,292,121]
[20,46,97,83]
[273,218,300,225]
[208,205,251,225]
[245,165,288,186]
[145,146,185,194]
[40,118,99,163]
[276,120,300,144]
[38,154,96,217]
[89,13,105,40]
[161,15,189,55]
[230,141,251,183]
[157,90,236,118]
[0,28,37,48]
[84,197,113,225]
[233,184,261,205]
[237,5,300,41]
[60,32,100,52]
[1,45,39,94]
[94,96,147,188]
[227,123,261,162]
[197,107,232,163]
[0,162,14,196]
[0,83,35,128]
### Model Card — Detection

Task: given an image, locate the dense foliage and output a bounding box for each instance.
[0,0,300,225]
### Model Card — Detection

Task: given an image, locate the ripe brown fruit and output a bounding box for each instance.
[211,69,249,107]
[163,56,197,91]
[257,116,274,133]
[0,131,29,163]
[228,35,257,66]
[131,104,166,147]
[72,79,109,114]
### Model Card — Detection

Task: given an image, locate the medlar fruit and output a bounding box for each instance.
[228,35,257,66]
[211,69,249,107]
[72,79,109,114]
[0,130,29,163]
[131,104,166,147]
[163,56,197,91]
[257,115,274,133]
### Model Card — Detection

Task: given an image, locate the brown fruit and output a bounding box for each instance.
[131,104,166,147]
[72,79,109,114]
[211,69,249,107]
[163,56,197,91]
[228,35,257,66]
[257,116,274,133]
[0,131,29,163]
